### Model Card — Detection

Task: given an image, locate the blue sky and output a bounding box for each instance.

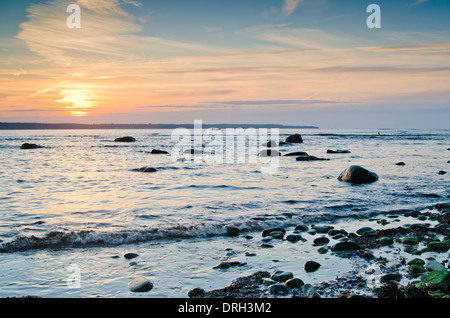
[0,0,449,128]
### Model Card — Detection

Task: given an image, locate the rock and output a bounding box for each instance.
[313,236,329,246]
[402,237,420,246]
[188,287,206,298]
[124,253,139,259]
[226,226,240,237]
[395,162,406,166]
[285,134,303,143]
[20,143,43,149]
[268,283,290,295]
[438,170,447,175]
[150,149,168,154]
[114,136,135,142]
[327,149,350,154]
[331,241,362,251]
[304,261,321,272]
[379,237,394,245]
[328,229,348,236]
[380,273,402,283]
[271,271,294,282]
[283,151,308,157]
[408,258,425,266]
[294,224,308,232]
[285,278,304,289]
[261,243,273,248]
[301,284,320,298]
[427,270,450,292]
[409,264,426,274]
[318,246,328,254]
[269,231,285,239]
[311,225,333,234]
[262,228,286,237]
[261,278,277,286]
[132,167,157,173]
[258,149,281,157]
[356,227,375,236]
[213,261,246,270]
[427,241,449,252]
[337,165,378,184]
[296,155,329,161]
[286,234,303,243]
[128,277,153,292]
[426,260,445,272]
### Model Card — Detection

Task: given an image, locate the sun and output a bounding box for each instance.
[56,88,97,117]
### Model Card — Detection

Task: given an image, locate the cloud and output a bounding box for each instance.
[262,0,303,19]
[283,0,303,16]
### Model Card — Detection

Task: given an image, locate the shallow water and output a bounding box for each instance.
[0,128,448,297]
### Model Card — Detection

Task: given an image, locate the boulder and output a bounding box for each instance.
[128,277,153,292]
[285,278,304,289]
[395,162,406,166]
[285,134,303,143]
[150,149,168,154]
[262,227,286,237]
[20,143,42,149]
[438,170,447,175]
[337,165,378,184]
[331,241,362,251]
[304,261,321,272]
[114,136,136,142]
[427,270,450,292]
[271,270,294,282]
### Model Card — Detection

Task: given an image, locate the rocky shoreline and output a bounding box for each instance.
[189,203,450,298]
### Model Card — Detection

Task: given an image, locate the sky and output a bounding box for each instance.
[0,0,449,128]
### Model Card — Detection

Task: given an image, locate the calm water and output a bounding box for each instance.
[0,128,448,297]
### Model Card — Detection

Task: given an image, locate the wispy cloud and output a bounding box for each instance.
[283,0,303,16]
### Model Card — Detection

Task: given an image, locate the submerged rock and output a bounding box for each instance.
[283,151,308,157]
[285,134,303,143]
[327,149,350,154]
[302,284,321,298]
[114,136,136,142]
[337,165,378,184]
[20,143,43,149]
[132,167,157,173]
[150,149,168,154]
[296,155,329,161]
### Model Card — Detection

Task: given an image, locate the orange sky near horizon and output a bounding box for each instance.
[1,0,450,126]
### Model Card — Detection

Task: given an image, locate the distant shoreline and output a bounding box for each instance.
[0,122,319,130]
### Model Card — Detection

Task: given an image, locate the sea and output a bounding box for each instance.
[0,128,448,298]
